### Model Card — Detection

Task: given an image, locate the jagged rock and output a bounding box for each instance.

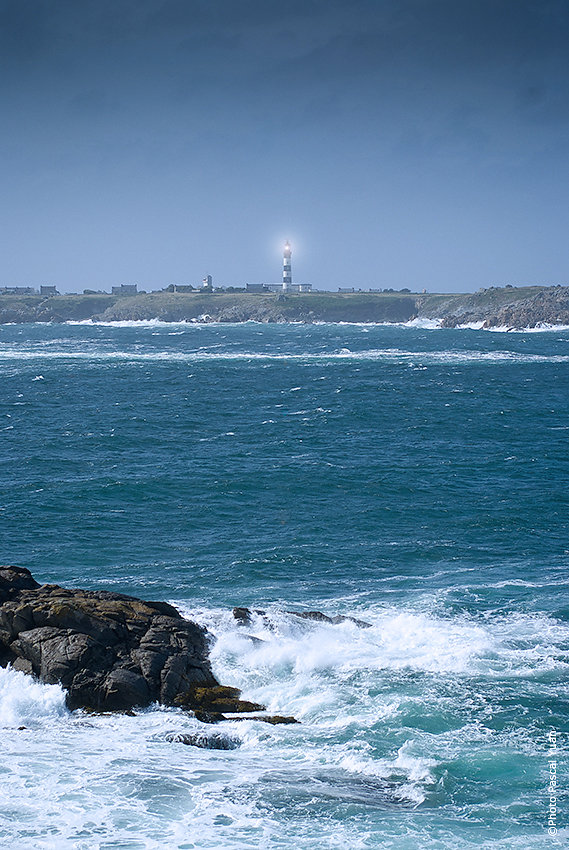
[165,731,240,750]
[0,566,217,711]
[287,610,333,623]
[233,606,370,630]
[0,567,304,723]
[233,715,299,725]
[194,712,300,725]
[330,615,372,629]
[193,709,227,724]
[232,607,268,627]
[0,566,40,604]
[287,610,372,629]
[232,607,253,625]
[173,685,265,714]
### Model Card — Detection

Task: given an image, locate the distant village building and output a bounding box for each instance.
[338,287,355,293]
[201,275,213,290]
[40,285,58,297]
[246,282,312,293]
[246,241,312,294]
[0,286,37,295]
[112,284,138,296]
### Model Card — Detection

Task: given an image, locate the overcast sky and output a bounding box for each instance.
[1,0,569,292]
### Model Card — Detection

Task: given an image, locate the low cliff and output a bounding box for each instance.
[400,284,569,328]
[454,285,569,329]
[1,285,569,327]
[0,291,418,325]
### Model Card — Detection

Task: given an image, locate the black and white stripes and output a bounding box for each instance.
[283,241,292,290]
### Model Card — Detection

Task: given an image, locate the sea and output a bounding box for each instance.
[0,320,567,849]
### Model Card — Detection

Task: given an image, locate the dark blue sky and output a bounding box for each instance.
[2,0,569,292]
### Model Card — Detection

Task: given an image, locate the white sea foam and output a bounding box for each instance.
[401,317,443,329]
[0,603,564,848]
[190,606,492,703]
[425,318,569,333]
[6,316,569,334]
[0,666,67,727]
[1,346,568,365]
[65,318,199,328]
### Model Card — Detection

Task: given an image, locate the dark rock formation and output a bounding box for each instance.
[481,285,569,329]
[1,566,278,721]
[173,685,265,714]
[232,604,371,630]
[0,565,40,602]
[0,566,218,711]
[232,606,253,625]
[166,731,241,750]
[419,285,569,329]
[288,610,372,628]
[234,715,299,725]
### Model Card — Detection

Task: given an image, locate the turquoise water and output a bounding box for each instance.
[0,321,567,848]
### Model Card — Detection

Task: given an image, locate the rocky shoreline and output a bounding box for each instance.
[0,566,371,724]
[1,284,569,328]
[0,566,291,722]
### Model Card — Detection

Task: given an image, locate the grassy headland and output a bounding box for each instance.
[1,285,568,328]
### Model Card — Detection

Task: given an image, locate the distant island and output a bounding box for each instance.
[1,284,569,328]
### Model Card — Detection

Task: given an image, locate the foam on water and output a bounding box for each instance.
[1,345,568,365]
[64,316,569,334]
[1,321,567,848]
[0,666,67,727]
[0,602,565,848]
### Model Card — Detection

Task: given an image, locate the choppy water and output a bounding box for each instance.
[0,320,567,848]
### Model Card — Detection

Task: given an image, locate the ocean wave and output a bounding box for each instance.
[2,316,568,334]
[0,666,67,727]
[0,346,567,365]
[1,604,565,848]
[435,319,569,333]
[200,606,491,668]
[65,318,204,328]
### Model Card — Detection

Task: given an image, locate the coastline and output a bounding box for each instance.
[2,284,569,329]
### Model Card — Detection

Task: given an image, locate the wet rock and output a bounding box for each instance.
[232,607,252,625]
[0,566,40,604]
[233,715,299,725]
[287,610,333,623]
[100,668,152,712]
[0,567,217,712]
[173,685,265,714]
[287,610,372,628]
[10,657,33,674]
[330,615,372,629]
[193,710,227,724]
[232,607,268,627]
[0,567,301,722]
[166,731,240,750]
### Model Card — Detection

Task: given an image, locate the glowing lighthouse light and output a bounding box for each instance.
[282,240,292,292]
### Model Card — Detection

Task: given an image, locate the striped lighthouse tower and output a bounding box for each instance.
[282,241,292,292]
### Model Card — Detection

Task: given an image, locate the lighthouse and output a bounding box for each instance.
[245,239,312,293]
[282,241,292,291]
